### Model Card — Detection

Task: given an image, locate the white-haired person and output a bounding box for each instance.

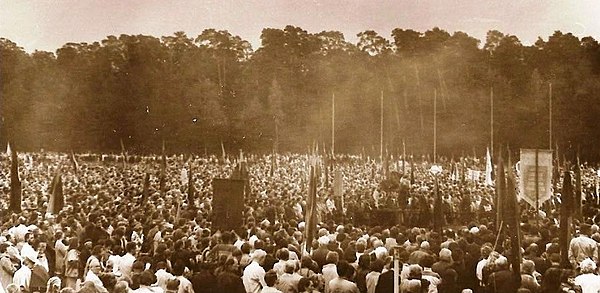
[574,258,600,293]
[486,256,520,293]
[242,249,267,293]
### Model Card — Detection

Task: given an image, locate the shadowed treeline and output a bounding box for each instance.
[2,27,600,159]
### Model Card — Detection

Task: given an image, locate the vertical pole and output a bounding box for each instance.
[393,249,399,293]
[434,89,437,164]
[402,139,406,174]
[549,83,553,149]
[381,90,384,164]
[332,92,335,156]
[490,87,494,155]
[535,149,539,228]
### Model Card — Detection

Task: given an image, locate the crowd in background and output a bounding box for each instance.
[1,151,600,293]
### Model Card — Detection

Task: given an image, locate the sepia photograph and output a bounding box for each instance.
[1,1,600,292]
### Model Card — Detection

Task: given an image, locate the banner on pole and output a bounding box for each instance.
[518,149,553,208]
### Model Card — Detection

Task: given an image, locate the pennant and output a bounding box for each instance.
[9,149,21,213]
[187,166,195,206]
[559,170,574,268]
[433,174,443,233]
[270,152,276,177]
[180,167,188,187]
[120,138,129,169]
[495,154,506,230]
[333,168,344,212]
[485,147,493,186]
[141,173,150,204]
[410,155,415,186]
[505,154,521,275]
[575,156,582,220]
[48,170,64,214]
[304,165,318,254]
[221,141,226,161]
[160,140,167,195]
[70,151,79,173]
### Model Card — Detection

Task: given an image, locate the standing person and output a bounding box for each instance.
[328,261,360,293]
[276,261,302,293]
[13,255,36,292]
[0,243,16,289]
[322,252,339,293]
[64,237,80,289]
[261,270,283,293]
[29,254,50,293]
[172,261,194,293]
[574,258,600,293]
[120,243,138,280]
[569,224,598,268]
[54,231,68,281]
[365,259,384,293]
[486,256,520,293]
[242,249,267,293]
[83,245,104,280]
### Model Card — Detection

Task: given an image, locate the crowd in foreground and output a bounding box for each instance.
[1,151,600,293]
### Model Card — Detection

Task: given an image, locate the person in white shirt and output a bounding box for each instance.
[172,262,194,293]
[574,258,600,293]
[84,258,105,289]
[54,231,68,278]
[322,252,339,293]
[154,262,174,291]
[13,255,36,292]
[242,249,267,293]
[119,242,138,279]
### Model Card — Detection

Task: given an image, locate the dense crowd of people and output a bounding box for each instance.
[1,151,600,293]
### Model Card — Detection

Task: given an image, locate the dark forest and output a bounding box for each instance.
[2,27,599,158]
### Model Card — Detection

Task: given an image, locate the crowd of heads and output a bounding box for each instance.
[0,152,600,293]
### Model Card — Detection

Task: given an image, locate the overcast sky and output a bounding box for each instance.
[1,0,599,53]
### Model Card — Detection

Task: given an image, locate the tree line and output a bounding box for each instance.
[2,27,600,159]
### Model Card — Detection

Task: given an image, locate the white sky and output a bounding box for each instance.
[1,0,599,53]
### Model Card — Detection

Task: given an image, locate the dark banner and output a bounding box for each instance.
[212,179,246,232]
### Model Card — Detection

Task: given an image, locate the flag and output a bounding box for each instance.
[187,166,195,206]
[6,142,11,157]
[120,138,128,168]
[175,200,181,222]
[180,166,188,187]
[48,170,64,214]
[575,156,582,220]
[433,174,443,233]
[495,155,506,230]
[410,155,415,186]
[505,153,521,275]
[141,173,150,203]
[334,168,344,212]
[559,170,574,268]
[221,141,226,161]
[70,151,79,173]
[270,152,276,177]
[9,150,21,213]
[160,140,167,195]
[304,165,318,254]
[485,147,493,186]
[383,152,389,178]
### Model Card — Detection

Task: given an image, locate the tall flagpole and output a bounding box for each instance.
[434,89,437,163]
[549,82,552,149]
[380,90,384,163]
[490,87,494,155]
[332,92,335,156]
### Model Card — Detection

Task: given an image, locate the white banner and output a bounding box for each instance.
[518,149,553,208]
